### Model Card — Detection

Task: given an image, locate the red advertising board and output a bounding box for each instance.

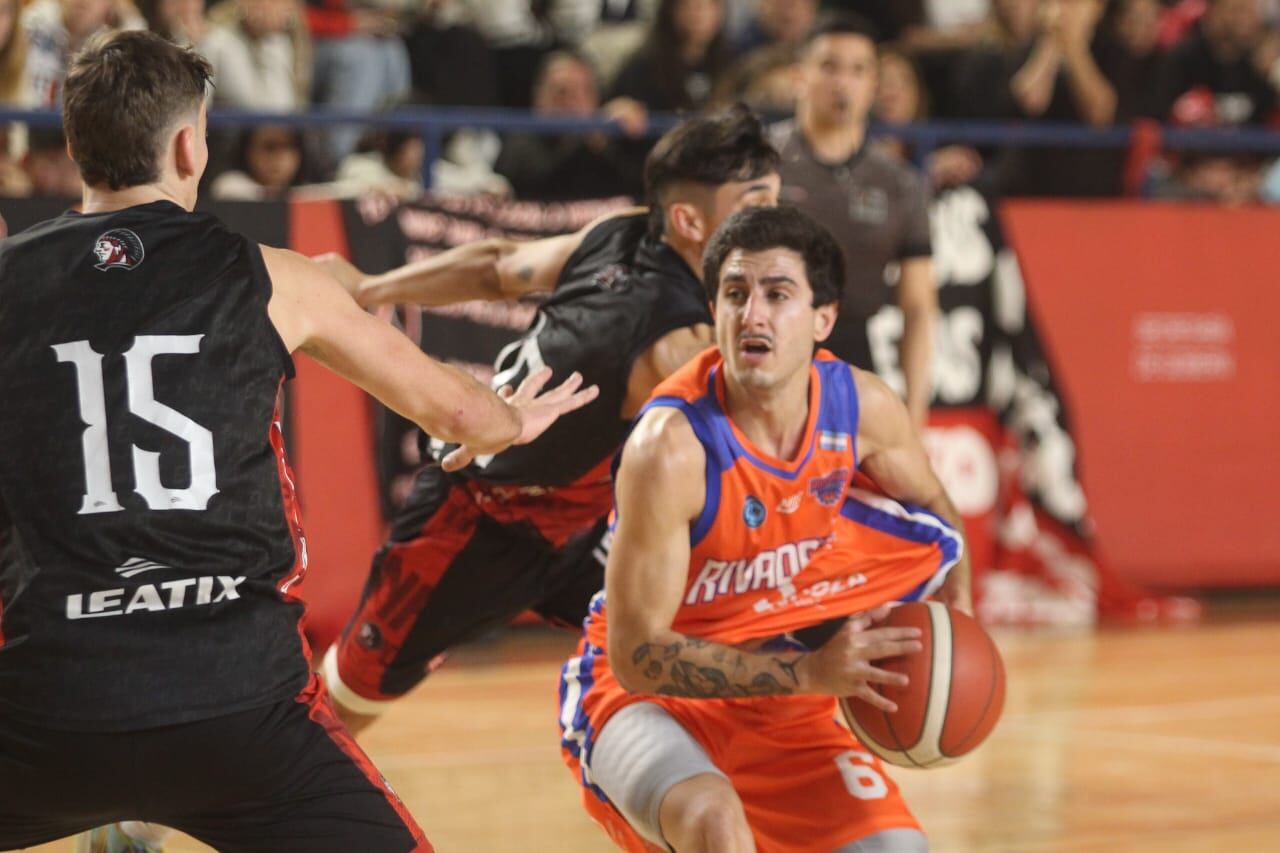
[1003,201,1280,587]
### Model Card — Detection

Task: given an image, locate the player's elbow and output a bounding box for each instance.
[607,625,652,694]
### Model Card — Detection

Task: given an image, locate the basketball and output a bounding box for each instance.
[841,601,1005,768]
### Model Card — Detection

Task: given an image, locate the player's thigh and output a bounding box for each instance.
[332,475,557,701]
[157,682,430,852]
[587,701,743,849]
[726,711,920,853]
[0,720,129,848]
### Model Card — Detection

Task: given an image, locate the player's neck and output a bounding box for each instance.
[798,106,866,165]
[81,182,192,215]
[722,370,812,461]
[663,233,704,280]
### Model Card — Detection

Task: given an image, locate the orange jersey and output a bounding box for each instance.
[558,348,959,851]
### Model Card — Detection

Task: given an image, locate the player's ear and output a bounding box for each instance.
[173,122,198,180]
[668,202,706,245]
[812,300,837,343]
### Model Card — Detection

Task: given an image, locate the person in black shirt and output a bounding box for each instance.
[314,106,781,737]
[0,30,595,853]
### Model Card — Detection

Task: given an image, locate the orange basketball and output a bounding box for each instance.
[840,601,1005,768]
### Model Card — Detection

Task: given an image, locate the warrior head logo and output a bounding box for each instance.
[93,229,145,271]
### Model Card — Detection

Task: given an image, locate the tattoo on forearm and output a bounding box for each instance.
[629,639,802,698]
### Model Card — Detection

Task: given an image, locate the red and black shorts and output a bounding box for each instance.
[327,465,609,710]
[0,676,430,852]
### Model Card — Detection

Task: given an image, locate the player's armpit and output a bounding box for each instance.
[853,366,972,612]
[605,410,807,699]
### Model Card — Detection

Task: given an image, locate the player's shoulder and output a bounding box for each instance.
[623,404,704,479]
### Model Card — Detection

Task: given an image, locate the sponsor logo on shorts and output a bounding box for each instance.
[685,537,828,605]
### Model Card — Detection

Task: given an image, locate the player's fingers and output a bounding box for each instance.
[513,367,553,401]
[861,637,923,663]
[441,445,476,472]
[539,371,585,403]
[497,385,516,400]
[852,685,898,714]
[858,626,922,644]
[860,665,909,688]
[555,383,599,413]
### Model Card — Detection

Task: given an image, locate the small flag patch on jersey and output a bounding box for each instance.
[818,431,849,452]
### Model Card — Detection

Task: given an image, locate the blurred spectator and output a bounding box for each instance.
[609,0,731,111]
[953,0,1142,196]
[581,0,655,87]
[1,0,31,104]
[874,45,984,189]
[734,0,816,56]
[0,124,32,197]
[210,124,316,199]
[899,0,993,53]
[201,0,311,111]
[22,0,146,106]
[773,14,937,428]
[306,0,410,159]
[1103,0,1166,119]
[136,0,207,44]
[495,49,646,199]
[403,0,499,106]
[335,128,425,198]
[710,43,800,115]
[462,0,603,107]
[1161,0,1279,125]
[23,127,80,197]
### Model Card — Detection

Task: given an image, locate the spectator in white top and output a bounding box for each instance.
[200,0,311,111]
[22,0,145,105]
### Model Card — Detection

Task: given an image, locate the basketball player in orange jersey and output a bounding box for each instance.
[558,206,970,853]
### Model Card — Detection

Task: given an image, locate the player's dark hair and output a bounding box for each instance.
[702,206,844,308]
[644,104,779,240]
[63,30,212,190]
[803,12,881,50]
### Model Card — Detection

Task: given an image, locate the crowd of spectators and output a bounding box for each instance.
[1,0,1279,203]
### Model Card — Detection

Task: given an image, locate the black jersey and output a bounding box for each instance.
[430,213,710,490]
[0,201,309,731]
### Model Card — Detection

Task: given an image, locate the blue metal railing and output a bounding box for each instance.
[3,106,1277,189]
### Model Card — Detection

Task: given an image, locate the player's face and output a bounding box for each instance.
[714,247,834,391]
[799,33,877,127]
[703,173,781,240]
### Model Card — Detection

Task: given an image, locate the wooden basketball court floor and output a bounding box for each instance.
[29,595,1280,852]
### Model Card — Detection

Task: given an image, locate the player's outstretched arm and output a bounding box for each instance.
[606,409,920,705]
[313,208,645,308]
[262,245,598,457]
[854,366,972,613]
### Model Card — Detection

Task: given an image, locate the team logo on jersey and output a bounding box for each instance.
[743,495,766,528]
[592,263,627,290]
[92,228,145,271]
[807,468,849,506]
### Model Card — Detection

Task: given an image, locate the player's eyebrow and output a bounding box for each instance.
[738,182,775,197]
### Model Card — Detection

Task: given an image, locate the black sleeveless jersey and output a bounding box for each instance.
[0,200,309,731]
[430,213,710,488]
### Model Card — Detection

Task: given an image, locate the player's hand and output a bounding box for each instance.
[797,611,922,711]
[311,252,369,303]
[440,368,599,471]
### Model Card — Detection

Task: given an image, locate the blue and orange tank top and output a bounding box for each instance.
[587,346,861,648]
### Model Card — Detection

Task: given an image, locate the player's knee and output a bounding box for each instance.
[659,777,753,853]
